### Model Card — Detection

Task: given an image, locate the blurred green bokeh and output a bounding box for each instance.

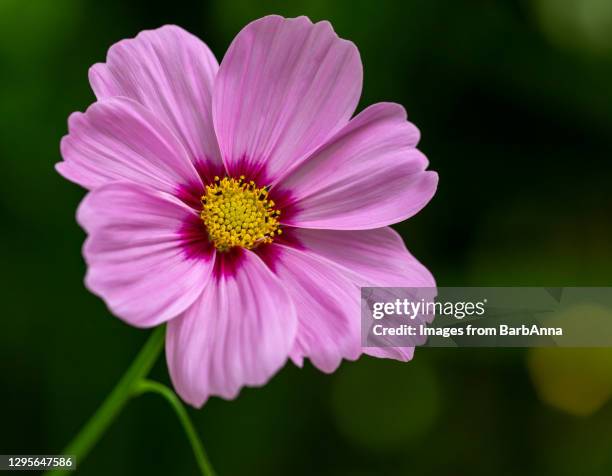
[1,0,611,475]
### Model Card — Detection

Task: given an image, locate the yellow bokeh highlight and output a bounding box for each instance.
[528,305,612,416]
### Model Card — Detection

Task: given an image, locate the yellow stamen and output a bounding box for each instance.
[200,177,281,252]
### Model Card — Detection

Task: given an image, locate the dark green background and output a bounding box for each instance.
[1,0,612,474]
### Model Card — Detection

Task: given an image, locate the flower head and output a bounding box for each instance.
[200,176,281,251]
[57,16,438,407]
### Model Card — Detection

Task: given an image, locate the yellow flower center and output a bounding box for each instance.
[200,176,281,252]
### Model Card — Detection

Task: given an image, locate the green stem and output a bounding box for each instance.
[133,380,216,476]
[44,326,165,476]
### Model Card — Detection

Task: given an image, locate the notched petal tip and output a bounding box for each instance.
[424,169,439,191]
[53,161,78,190]
[89,24,208,93]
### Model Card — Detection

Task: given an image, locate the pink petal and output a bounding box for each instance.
[290,226,435,362]
[291,226,435,287]
[89,25,223,172]
[279,103,438,229]
[261,244,361,373]
[57,97,201,193]
[77,182,214,328]
[365,346,415,362]
[166,250,297,407]
[213,15,362,183]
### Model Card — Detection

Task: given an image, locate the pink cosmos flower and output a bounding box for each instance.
[57,15,438,407]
